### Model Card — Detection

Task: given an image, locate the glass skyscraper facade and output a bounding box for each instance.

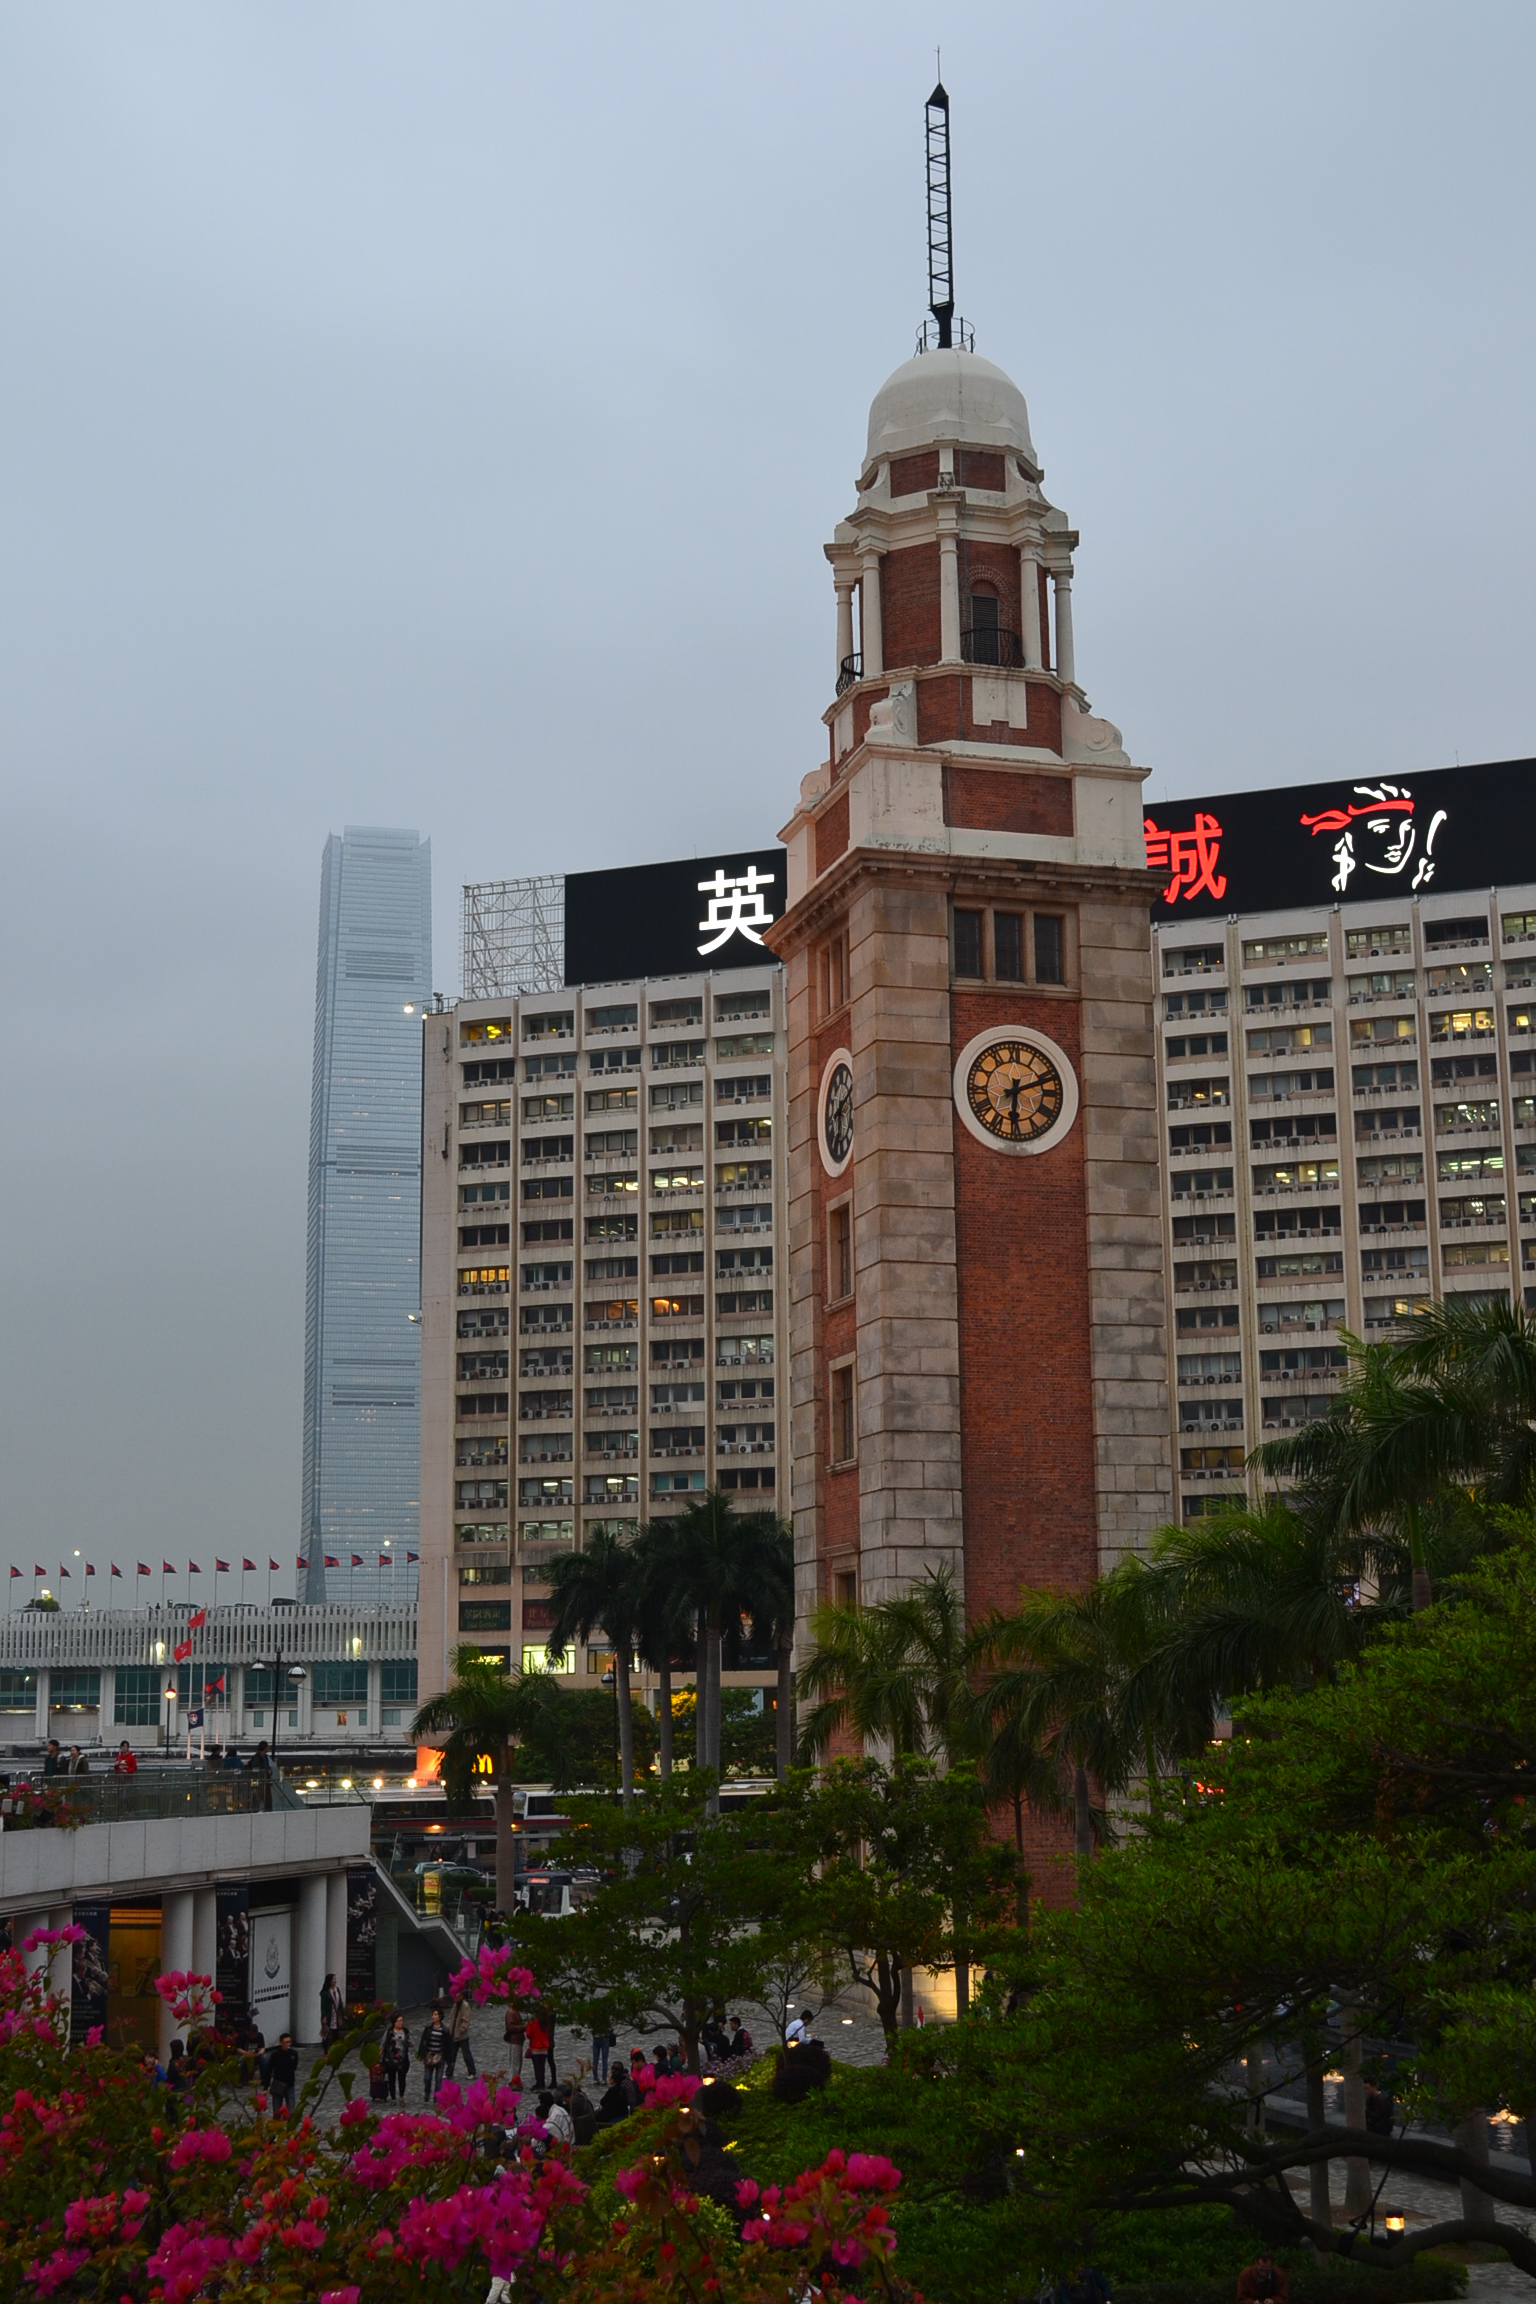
[302,827,433,1606]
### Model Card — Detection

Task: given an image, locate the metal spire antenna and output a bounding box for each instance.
[918,82,971,354]
[925,80,954,348]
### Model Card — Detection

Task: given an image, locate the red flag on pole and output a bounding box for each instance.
[188,1609,206,1632]
[215,1560,229,1573]
[162,1562,174,1575]
[350,1554,363,1566]
[58,1565,71,1579]
[188,1561,201,1575]
[172,1638,192,1663]
[136,1564,150,1577]
[324,1556,340,1569]
[84,1563,95,1576]
[297,1557,306,1572]
[378,1554,392,1566]
[268,1559,280,1572]
[33,1566,44,1577]
[111,1565,122,1578]
[7,1567,18,1580]
[242,1559,256,1572]
[406,1551,419,1564]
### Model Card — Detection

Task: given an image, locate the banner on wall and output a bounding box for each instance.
[215,1884,250,2031]
[345,1867,378,2010]
[70,1900,111,2045]
[249,1907,291,2047]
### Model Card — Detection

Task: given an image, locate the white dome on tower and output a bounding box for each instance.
[865,346,1036,468]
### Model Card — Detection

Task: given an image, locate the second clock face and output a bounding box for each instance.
[952,1027,1080,1157]
[818,1048,855,1177]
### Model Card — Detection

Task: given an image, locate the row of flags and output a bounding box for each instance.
[10,1553,420,1579]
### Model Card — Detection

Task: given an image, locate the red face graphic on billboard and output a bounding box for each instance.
[1298,782,1448,893]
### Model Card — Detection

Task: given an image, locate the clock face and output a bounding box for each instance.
[818,1048,855,1177]
[953,1027,1079,1157]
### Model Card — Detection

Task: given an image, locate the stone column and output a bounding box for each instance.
[192,1889,217,1982]
[294,1873,329,2046]
[939,528,961,663]
[858,550,883,678]
[159,1890,195,2059]
[835,579,855,679]
[1019,545,1043,668]
[326,1872,349,2004]
[1053,568,1076,689]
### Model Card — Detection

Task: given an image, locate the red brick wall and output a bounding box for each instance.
[950,986,1098,1623]
[958,449,1005,491]
[881,542,941,669]
[915,674,1063,756]
[945,766,1073,838]
[890,451,940,497]
[816,791,850,876]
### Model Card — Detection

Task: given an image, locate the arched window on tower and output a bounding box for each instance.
[963,586,1020,668]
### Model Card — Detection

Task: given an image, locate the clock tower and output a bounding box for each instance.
[770,109,1173,1678]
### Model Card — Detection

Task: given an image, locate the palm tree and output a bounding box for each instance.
[1137,1493,1386,1709]
[631,1519,693,1781]
[797,1565,974,1764]
[665,1491,790,1810]
[412,1646,560,1909]
[972,1566,1161,1861]
[542,1526,646,1807]
[1254,1302,1530,1610]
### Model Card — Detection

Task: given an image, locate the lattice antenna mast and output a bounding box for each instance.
[925,82,954,349]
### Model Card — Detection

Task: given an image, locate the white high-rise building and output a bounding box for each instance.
[416,854,789,1710]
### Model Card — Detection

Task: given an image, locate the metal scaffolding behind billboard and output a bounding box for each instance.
[461,875,565,997]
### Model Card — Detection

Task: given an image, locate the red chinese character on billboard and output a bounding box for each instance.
[1144,812,1227,904]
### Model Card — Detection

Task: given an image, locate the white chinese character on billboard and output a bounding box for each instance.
[697,864,776,955]
[1299,783,1448,895]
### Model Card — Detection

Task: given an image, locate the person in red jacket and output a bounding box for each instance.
[526,2011,553,2090]
[1236,2253,1289,2304]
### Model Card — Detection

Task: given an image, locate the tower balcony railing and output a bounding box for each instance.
[961,626,1025,668]
[836,653,863,696]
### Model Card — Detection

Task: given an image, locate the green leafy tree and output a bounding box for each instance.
[631,1517,695,1779]
[928,1523,1536,2277]
[786,1757,1020,2046]
[508,1771,785,2070]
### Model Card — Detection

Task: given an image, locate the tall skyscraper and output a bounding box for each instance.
[302,827,433,1606]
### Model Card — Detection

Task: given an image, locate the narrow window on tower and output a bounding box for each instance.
[828,1201,853,1301]
[994,912,1024,982]
[967,589,1002,666]
[1034,914,1066,984]
[833,1567,858,1608]
[830,1362,856,1465]
[953,909,984,979]
[820,933,848,1016]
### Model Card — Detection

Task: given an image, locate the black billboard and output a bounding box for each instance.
[1145,755,1536,924]
[564,848,785,987]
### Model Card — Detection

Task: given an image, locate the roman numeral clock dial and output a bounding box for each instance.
[952,1026,1080,1158]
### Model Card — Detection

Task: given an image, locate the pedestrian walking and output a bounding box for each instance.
[113,1742,137,1775]
[419,2006,450,2101]
[380,2012,412,2101]
[503,2003,526,2078]
[67,1746,90,1775]
[266,2032,299,2118]
[42,1740,62,1777]
[591,2025,614,2084]
[446,1988,477,2080]
[526,2011,553,2091]
[727,2015,753,2059]
[320,1972,344,2046]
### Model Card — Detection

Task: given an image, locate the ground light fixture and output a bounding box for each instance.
[1385,2217,1406,2234]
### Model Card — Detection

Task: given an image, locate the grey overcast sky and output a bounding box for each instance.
[1,2,1533,1595]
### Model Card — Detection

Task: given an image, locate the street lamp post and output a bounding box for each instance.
[255,1649,308,1789]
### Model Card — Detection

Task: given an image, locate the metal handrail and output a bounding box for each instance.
[836,653,862,695]
[961,625,1025,668]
